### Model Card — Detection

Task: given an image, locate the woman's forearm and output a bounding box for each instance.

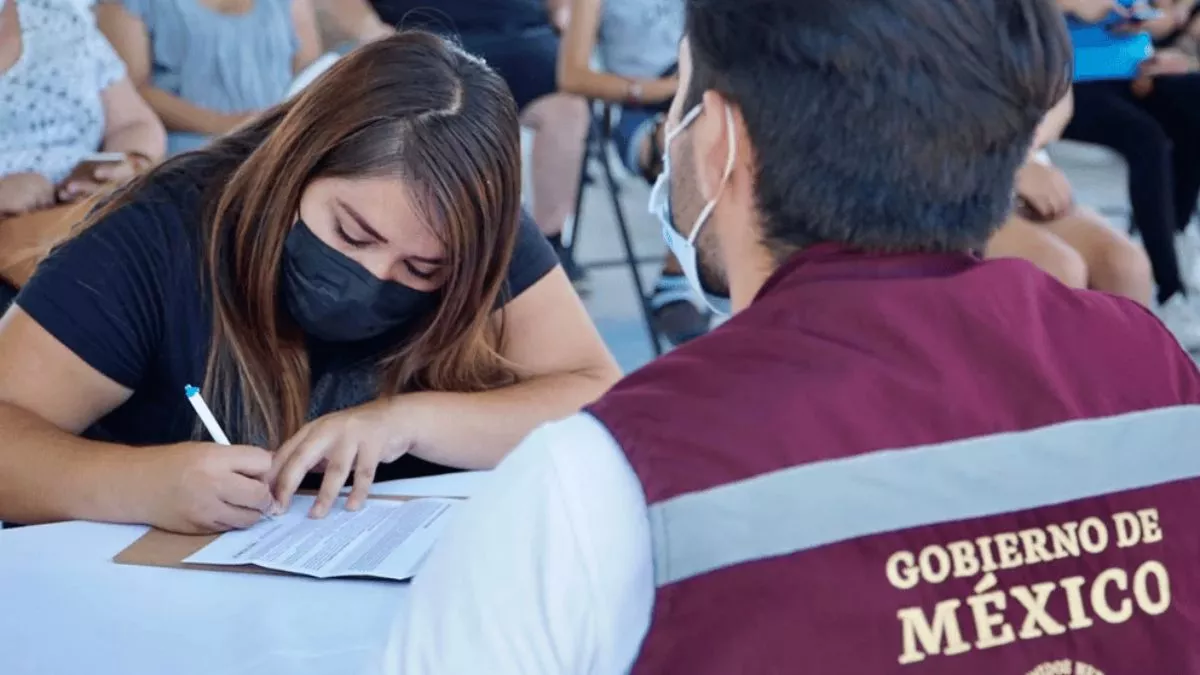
[0,402,147,525]
[557,66,676,105]
[138,86,246,136]
[406,369,617,470]
[102,118,166,163]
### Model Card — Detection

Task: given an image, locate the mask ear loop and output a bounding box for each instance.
[668,104,705,144]
[687,105,739,246]
[647,104,702,220]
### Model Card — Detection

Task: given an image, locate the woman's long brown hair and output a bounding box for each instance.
[71,33,523,447]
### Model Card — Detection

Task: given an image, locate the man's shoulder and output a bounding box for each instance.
[1064,286,1186,356]
[585,325,770,413]
[520,414,627,472]
[1077,292,1200,402]
[492,413,641,514]
[396,413,653,675]
[945,265,1200,406]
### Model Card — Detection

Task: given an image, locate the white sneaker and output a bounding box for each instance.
[1156,293,1200,352]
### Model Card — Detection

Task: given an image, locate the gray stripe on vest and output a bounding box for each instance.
[648,405,1200,587]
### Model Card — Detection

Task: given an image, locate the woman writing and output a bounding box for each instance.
[0,33,620,533]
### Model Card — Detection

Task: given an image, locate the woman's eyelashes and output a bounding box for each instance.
[334,219,372,248]
[405,262,437,281]
[332,215,441,282]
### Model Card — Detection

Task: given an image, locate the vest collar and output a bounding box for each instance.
[753,243,982,302]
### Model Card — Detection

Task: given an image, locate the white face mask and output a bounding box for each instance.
[648,103,738,316]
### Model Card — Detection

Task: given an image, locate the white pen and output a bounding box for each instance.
[185,384,276,519]
[184,384,230,445]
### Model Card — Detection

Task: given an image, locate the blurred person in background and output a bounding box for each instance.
[0,0,164,297]
[987,90,1154,307]
[556,0,710,344]
[317,0,591,286]
[96,0,323,155]
[1060,0,1200,346]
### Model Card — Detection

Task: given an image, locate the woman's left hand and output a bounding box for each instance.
[268,396,429,518]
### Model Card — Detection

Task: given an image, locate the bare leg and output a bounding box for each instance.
[520,93,589,237]
[1042,206,1154,307]
[985,215,1089,289]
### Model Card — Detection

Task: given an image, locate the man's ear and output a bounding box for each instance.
[690,90,733,202]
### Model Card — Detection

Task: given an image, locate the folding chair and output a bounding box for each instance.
[564,103,665,357]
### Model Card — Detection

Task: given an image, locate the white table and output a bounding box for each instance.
[0,472,487,675]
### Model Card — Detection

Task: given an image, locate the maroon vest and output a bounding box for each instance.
[587,246,1200,675]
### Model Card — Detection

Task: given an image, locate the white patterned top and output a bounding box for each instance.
[0,0,126,184]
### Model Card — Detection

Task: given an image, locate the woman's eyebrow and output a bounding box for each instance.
[337,199,389,244]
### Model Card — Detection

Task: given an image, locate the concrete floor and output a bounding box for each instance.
[566,139,1147,374]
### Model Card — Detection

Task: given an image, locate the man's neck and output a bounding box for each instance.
[725,237,781,314]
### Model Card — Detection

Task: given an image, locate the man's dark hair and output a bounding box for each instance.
[683,0,1072,255]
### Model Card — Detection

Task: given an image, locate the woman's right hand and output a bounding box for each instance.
[1015,161,1074,221]
[0,173,56,216]
[137,442,276,534]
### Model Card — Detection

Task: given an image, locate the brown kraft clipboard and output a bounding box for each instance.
[113,494,451,578]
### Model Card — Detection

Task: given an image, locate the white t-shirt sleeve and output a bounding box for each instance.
[388,413,654,675]
[86,9,127,90]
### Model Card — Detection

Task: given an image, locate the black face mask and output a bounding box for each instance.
[281,220,438,342]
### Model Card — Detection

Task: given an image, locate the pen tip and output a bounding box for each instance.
[184,385,199,397]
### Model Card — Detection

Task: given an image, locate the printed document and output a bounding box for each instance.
[184,495,456,581]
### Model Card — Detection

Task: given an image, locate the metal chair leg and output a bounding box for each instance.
[565,122,593,260]
[566,103,665,357]
[590,113,664,356]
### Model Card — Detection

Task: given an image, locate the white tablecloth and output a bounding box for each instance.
[0,472,487,675]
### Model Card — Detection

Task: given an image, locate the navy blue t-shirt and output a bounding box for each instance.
[370,0,546,33]
[16,166,557,480]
